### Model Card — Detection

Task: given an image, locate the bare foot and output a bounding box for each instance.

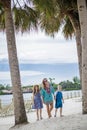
[60,115,64,117]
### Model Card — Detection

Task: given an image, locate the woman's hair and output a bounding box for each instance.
[42,78,48,89]
[33,85,40,95]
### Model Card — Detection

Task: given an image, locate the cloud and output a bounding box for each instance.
[16,42,77,64]
[0,31,77,64]
[0,70,45,80]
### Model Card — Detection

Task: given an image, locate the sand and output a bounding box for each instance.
[0,97,87,130]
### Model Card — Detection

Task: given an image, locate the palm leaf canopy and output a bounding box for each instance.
[31,0,78,39]
[0,0,39,32]
[0,0,79,38]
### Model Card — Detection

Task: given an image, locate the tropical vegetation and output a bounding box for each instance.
[0,76,81,95]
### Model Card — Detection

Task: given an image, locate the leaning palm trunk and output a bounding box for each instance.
[77,0,87,114]
[75,29,82,83]
[68,14,82,83]
[4,1,27,124]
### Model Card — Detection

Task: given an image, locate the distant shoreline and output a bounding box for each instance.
[0,91,33,95]
[0,89,81,96]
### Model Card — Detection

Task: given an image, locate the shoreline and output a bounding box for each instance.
[0,89,81,95]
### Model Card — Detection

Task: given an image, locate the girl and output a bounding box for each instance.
[32,85,43,121]
[54,85,64,117]
[41,78,54,118]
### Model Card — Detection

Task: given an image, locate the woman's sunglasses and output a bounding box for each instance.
[43,80,48,83]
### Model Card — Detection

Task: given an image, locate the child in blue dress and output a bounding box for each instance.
[32,85,43,121]
[54,85,64,117]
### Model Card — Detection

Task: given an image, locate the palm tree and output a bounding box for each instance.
[0,0,27,125]
[49,78,55,86]
[77,0,87,114]
[0,0,38,125]
[32,0,82,83]
[73,76,80,89]
[73,76,80,85]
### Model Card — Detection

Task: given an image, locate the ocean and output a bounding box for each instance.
[0,63,79,85]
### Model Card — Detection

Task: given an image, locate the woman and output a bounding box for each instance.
[41,78,54,118]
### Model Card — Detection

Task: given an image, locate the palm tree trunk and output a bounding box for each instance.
[68,14,82,84]
[77,0,87,114]
[4,0,28,124]
[75,29,82,83]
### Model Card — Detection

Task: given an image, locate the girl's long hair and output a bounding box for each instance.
[33,85,40,95]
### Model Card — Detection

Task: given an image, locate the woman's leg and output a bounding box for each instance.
[49,102,53,116]
[46,104,51,118]
[54,108,57,117]
[50,102,53,112]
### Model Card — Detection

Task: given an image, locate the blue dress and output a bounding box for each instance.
[33,92,43,109]
[55,91,63,108]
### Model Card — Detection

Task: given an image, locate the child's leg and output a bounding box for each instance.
[36,109,39,120]
[60,107,62,117]
[40,109,43,119]
[54,108,57,117]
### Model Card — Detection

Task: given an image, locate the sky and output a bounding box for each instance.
[0,30,79,85]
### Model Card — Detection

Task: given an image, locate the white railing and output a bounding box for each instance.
[63,90,82,99]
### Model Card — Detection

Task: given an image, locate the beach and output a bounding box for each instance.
[0,97,87,130]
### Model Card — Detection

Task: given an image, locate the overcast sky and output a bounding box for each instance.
[0,30,77,64]
[0,30,78,85]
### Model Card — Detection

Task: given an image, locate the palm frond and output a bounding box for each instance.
[40,13,63,37]
[31,0,78,39]
[0,4,5,31]
[30,0,56,17]
[0,1,39,33]
[62,17,75,39]
[13,5,39,32]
